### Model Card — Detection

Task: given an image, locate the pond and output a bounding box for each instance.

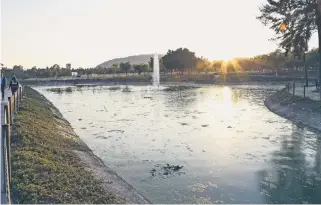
[37,84,321,204]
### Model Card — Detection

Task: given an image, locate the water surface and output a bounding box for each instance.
[37,84,321,203]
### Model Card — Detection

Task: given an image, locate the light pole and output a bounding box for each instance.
[304,49,308,87]
[304,0,309,87]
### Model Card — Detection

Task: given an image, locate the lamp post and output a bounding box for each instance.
[304,49,308,87]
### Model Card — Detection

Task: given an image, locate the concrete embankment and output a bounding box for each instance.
[11,86,149,204]
[264,88,321,132]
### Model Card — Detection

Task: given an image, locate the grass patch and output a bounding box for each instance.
[11,86,123,204]
[163,85,199,92]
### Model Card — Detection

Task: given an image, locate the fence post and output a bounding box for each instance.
[293,81,295,95]
[17,90,19,107]
[4,105,9,125]
[16,92,18,110]
[14,92,18,113]
[2,125,11,184]
[19,86,22,101]
[303,85,306,98]
[8,97,13,125]
[13,94,15,114]
[1,126,6,194]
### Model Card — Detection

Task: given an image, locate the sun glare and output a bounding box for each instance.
[222,87,232,104]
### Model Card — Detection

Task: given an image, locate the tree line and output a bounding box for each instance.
[1,47,320,79]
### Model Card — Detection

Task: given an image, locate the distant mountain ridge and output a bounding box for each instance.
[96,54,164,68]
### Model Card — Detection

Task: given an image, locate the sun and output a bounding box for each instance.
[220,56,231,61]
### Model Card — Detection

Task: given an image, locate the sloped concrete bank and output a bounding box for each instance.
[264,88,321,132]
[11,86,149,204]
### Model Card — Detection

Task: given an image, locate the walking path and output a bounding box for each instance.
[1,88,14,204]
[288,83,321,101]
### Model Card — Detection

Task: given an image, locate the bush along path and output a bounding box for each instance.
[10,86,126,204]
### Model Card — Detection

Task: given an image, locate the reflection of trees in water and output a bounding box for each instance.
[232,88,271,105]
[258,125,321,203]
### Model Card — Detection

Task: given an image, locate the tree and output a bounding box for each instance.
[212,60,223,73]
[257,0,321,87]
[134,64,142,74]
[133,64,148,75]
[148,57,154,69]
[162,48,197,74]
[66,63,71,70]
[120,62,131,75]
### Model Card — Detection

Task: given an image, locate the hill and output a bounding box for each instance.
[96,54,164,68]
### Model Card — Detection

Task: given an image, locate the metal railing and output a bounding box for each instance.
[284,81,320,100]
[1,86,24,204]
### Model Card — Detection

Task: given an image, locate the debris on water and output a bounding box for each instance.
[186,146,193,152]
[188,183,209,192]
[202,124,209,127]
[78,118,82,121]
[122,86,131,92]
[180,122,188,126]
[227,126,232,128]
[164,85,199,92]
[144,96,153,99]
[150,164,185,178]
[96,136,111,139]
[202,150,206,152]
[108,86,121,91]
[107,129,124,133]
[81,127,86,129]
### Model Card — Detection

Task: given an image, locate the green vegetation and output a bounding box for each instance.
[11,86,123,204]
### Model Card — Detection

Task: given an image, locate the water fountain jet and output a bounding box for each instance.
[153,53,160,87]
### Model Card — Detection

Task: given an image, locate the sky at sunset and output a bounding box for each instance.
[1,0,319,68]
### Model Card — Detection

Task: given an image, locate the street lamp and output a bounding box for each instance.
[304,48,308,87]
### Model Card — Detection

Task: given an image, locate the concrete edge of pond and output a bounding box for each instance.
[264,89,321,132]
[62,122,151,202]
[73,146,151,204]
